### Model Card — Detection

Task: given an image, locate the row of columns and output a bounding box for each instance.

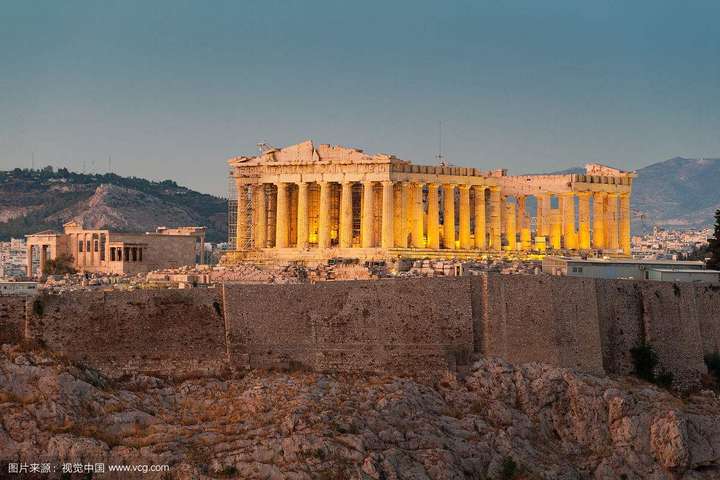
[237,181,630,254]
[511,191,630,254]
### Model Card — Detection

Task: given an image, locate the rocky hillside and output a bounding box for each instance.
[1,345,719,479]
[0,168,228,242]
[632,157,720,231]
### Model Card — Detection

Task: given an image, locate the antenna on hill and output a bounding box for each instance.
[436,120,446,166]
[31,152,35,170]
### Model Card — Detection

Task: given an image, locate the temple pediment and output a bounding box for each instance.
[229,140,402,167]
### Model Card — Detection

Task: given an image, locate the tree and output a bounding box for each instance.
[708,209,720,270]
[43,254,76,275]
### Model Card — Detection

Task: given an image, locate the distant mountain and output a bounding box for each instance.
[632,157,720,231]
[0,168,228,242]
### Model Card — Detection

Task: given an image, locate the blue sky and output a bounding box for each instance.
[1,0,719,196]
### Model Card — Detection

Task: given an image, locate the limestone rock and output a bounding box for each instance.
[1,346,719,479]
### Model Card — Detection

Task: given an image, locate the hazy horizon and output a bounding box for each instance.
[2,1,719,196]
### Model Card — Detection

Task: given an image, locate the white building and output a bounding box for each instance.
[0,281,39,296]
[646,269,720,285]
[542,256,707,281]
[0,238,29,279]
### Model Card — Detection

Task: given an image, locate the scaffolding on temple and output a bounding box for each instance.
[227,169,256,251]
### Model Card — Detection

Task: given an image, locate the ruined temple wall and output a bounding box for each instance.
[0,295,26,345]
[222,278,474,373]
[26,289,227,377]
[472,274,605,375]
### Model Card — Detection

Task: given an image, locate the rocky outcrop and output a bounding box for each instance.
[1,345,719,479]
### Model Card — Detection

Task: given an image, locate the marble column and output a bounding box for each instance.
[39,245,47,275]
[505,199,517,251]
[562,193,577,250]
[317,181,331,249]
[605,193,619,250]
[400,182,411,248]
[26,245,33,277]
[620,193,631,256]
[393,184,403,247]
[381,181,395,249]
[361,181,375,248]
[489,187,502,251]
[577,192,591,250]
[540,194,552,237]
[517,195,531,250]
[592,192,606,249]
[275,182,289,248]
[550,208,562,250]
[426,183,440,249]
[459,185,471,249]
[296,182,309,249]
[236,183,248,250]
[255,185,267,249]
[412,183,424,248]
[442,184,456,249]
[83,233,88,267]
[339,181,353,248]
[473,186,486,250]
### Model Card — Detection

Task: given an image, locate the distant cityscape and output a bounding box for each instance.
[631,226,712,260]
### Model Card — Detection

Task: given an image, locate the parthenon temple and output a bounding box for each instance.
[227,140,634,261]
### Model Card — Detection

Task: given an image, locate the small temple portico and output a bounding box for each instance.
[227,140,635,262]
[25,222,206,277]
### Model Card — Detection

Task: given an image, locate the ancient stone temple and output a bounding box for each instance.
[227,140,634,261]
[26,222,206,277]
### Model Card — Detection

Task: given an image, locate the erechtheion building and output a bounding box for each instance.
[26,222,206,277]
[227,140,634,261]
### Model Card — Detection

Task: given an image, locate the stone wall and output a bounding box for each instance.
[2,275,719,388]
[472,274,604,375]
[0,295,25,345]
[25,289,227,378]
[223,278,474,373]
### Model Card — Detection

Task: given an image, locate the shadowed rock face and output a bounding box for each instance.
[1,345,719,480]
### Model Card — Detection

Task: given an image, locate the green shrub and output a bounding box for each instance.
[630,341,674,389]
[704,351,720,381]
[500,456,519,480]
[32,298,44,317]
[630,341,658,382]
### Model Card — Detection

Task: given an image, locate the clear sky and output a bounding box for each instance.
[1,1,719,196]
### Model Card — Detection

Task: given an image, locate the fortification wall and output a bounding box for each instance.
[223,278,474,373]
[2,274,718,388]
[26,289,227,378]
[596,279,645,375]
[471,274,604,375]
[695,285,720,356]
[0,295,25,345]
[638,282,707,388]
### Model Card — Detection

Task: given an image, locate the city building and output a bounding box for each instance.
[0,238,29,279]
[0,281,39,295]
[542,256,707,280]
[646,269,720,285]
[226,140,635,262]
[25,222,206,277]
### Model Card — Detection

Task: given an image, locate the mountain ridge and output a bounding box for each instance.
[0,168,228,242]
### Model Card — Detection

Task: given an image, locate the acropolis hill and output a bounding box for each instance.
[226,140,634,262]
